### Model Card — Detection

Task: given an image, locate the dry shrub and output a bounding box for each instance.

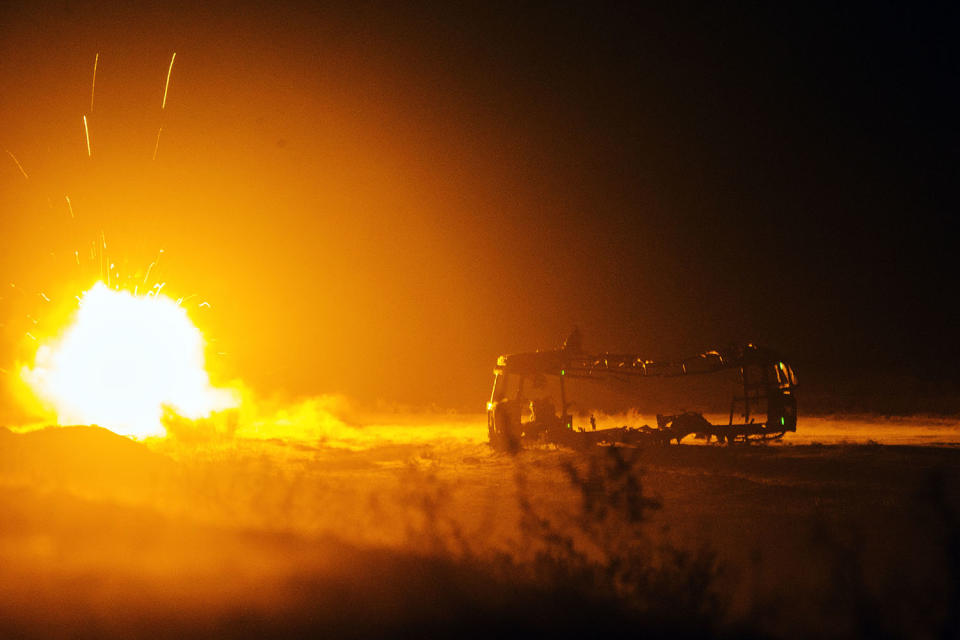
[395,445,724,636]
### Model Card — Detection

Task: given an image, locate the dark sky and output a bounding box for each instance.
[1,1,958,411]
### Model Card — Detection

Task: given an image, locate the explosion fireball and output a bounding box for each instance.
[21,282,236,438]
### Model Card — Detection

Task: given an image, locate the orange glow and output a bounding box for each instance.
[21,282,237,438]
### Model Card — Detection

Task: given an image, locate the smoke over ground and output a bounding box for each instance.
[158,390,486,449]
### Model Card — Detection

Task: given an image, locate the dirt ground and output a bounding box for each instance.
[1,415,958,638]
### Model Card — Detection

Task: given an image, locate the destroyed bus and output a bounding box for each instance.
[487,334,797,451]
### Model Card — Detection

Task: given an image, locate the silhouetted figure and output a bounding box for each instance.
[590,414,597,431]
[563,326,583,352]
[493,398,522,453]
[530,397,557,425]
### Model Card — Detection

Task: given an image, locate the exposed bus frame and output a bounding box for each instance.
[487,342,797,451]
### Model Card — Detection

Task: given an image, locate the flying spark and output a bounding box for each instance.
[83,115,92,157]
[90,52,99,113]
[143,250,164,285]
[99,231,107,285]
[162,52,177,110]
[65,195,75,218]
[5,149,29,179]
[153,126,163,160]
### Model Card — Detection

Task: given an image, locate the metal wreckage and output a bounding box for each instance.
[487,329,797,452]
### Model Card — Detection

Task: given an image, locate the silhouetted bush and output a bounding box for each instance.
[391,446,724,637]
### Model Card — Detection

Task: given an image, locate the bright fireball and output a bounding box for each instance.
[22,282,236,438]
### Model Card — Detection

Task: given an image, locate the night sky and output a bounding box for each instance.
[1,2,957,411]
